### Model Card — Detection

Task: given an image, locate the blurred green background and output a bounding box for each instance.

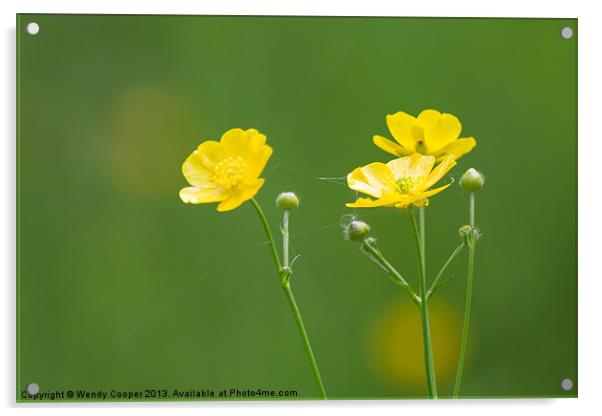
[17,15,577,400]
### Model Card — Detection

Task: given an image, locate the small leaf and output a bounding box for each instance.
[290,254,301,267]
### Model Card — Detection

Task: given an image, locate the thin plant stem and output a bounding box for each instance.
[250,198,282,273]
[250,198,327,399]
[362,240,421,306]
[453,192,476,398]
[409,206,438,399]
[426,242,465,301]
[281,284,327,399]
[282,209,290,268]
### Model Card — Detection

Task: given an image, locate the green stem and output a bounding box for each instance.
[426,242,465,301]
[282,210,290,268]
[250,198,282,273]
[250,198,327,399]
[453,192,476,398]
[281,284,327,399]
[409,206,438,399]
[362,240,421,306]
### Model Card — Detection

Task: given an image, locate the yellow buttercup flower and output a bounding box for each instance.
[346,154,456,209]
[179,128,273,212]
[373,109,476,160]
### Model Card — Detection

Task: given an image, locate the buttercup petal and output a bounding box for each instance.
[179,186,229,204]
[392,184,450,208]
[437,137,477,160]
[386,154,435,186]
[411,198,430,207]
[220,128,272,180]
[418,110,462,152]
[246,131,269,161]
[372,135,411,157]
[245,143,273,180]
[417,183,452,200]
[416,109,442,129]
[182,154,215,188]
[423,155,457,190]
[216,179,265,212]
[386,112,419,150]
[221,128,265,159]
[347,162,398,199]
[394,197,429,209]
[220,128,247,155]
[194,140,229,171]
[182,140,231,187]
[346,193,400,208]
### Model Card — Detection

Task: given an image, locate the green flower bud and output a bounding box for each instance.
[344,220,370,242]
[276,192,299,209]
[459,224,472,243]
[460,168,485,192]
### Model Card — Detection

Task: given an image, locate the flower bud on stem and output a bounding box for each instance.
[344,220,371,242]
[460,168,485,192]
[358,231,420,306]
[276,191,300,210]
[250,197,327,399]
[453,171,483,398]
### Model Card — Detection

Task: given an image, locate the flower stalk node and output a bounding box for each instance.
[280,266,293,284]
[363,236,378,248]
[459,224,481,249]
[459,224,472,243]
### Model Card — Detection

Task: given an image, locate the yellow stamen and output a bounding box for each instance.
[397,178,415,194]
[213,156,246,188]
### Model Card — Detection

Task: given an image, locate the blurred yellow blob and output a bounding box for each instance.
[368,297,470,395]
[106,85,197,197]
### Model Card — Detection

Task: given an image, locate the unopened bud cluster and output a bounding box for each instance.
[459,224,482,244]
[459,225,472,243]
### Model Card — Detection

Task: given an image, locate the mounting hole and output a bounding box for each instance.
[560,26,573,39]
[26,22,40,35]
[26,383,40,395]
[561,378,574,391]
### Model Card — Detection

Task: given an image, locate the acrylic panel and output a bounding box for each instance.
[16,14,577,402]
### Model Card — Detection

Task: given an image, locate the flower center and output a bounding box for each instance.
[415,140,427,154]
[410,126,428,153]
[396,178,415,194]
[213,156,246,188]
